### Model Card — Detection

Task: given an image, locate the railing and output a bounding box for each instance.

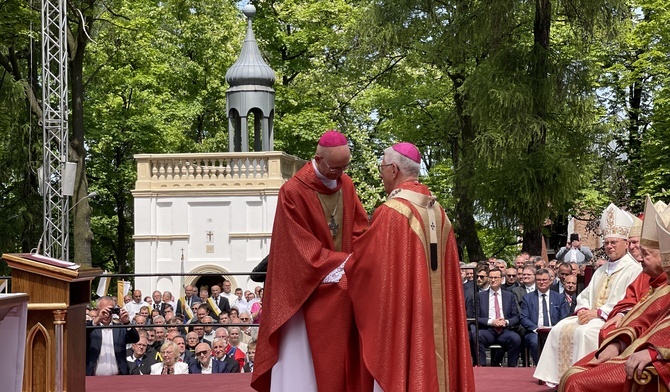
[87,271,265,330]
[134,152,305,193]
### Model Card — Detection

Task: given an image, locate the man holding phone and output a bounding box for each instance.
[556,233,593,263]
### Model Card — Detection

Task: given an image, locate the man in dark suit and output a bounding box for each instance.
[464,265,490,315]
[512,266,536,308]
[126,335,156,375]
[208,285,231,316]
[550,262,573,294]
[191,341,240,373]
[502,267,520,291]
[464,264,489,364]
[520,268,569,364]
[86,296,140,375]
[563,274,579,314]
[176,285,202,319]
[475,268,522,367]
[152,290,167,316]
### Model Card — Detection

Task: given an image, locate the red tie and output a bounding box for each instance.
[494,292,503,333]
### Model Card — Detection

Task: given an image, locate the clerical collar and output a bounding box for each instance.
[606,258,621,275]
[312,160,337,189]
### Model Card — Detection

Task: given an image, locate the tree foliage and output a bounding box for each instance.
[0,0,669,271]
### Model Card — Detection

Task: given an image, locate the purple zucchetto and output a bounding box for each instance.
[318,130,348,147]
[392,142,421,163]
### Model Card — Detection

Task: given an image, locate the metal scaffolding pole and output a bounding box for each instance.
[41,0,70,261]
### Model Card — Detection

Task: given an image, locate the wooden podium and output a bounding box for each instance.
[3,253,101,392]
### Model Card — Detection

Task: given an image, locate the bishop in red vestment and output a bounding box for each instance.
[251,131,370,392]
[345,142,475,392]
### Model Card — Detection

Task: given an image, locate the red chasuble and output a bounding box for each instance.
[251,163,369,392]
[560,306,670,392]
[599,272,668,343]
[345,181,475,392]
[561,283,670,391]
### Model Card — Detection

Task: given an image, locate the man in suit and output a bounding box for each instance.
[207,284,231,317]
[190,342,225,374]
[176,285,202,319]
[86,296,140,375]
[502,267,520,291]
[475,268,522,367]
[212,337,242,373]
[464,264,489,311]
[550,262,573,294]
[464,264,489,364]
[512,266,536,307]
[127,335,156,375]
[520,268,569,364]
[151,290,166,316]
[563,274,578,314]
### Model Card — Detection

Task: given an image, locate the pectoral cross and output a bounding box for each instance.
[329,216,339,237]
[206,231,213,242]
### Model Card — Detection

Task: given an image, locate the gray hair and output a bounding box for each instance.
[383,146,420,177]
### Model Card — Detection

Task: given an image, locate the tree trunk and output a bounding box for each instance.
[450,71,485,262]
[523,0,551,256]
[522,226,544,256]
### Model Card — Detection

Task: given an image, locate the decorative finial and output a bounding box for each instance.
[243,3,256,19]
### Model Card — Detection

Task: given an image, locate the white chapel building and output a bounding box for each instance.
[131,5,300,297]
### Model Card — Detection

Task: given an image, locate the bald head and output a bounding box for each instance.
[315,144,351,180]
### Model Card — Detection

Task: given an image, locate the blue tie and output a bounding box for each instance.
[542,294,550,327]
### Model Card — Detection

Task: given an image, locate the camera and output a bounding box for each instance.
[111,306,121,315]
[569,233,580,243]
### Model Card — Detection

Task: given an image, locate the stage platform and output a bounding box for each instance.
[85,367,555,391]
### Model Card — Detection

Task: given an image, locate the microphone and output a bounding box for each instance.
[31,191,98,255]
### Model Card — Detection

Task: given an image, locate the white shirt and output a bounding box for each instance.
[233,297,249,313]
[94,327,119,376]
[200,361,213,374]
[124,301,147,319]
[556,281,564,293]
[488,289,505,324]
[525,284,536,293]
[150,361,189,375]
[223,292,237,306]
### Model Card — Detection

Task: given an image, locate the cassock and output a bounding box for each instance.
[345,181,476,392]
[533,253,642,385]
[559,288,670,392]
[599,272,668,343]
[251,162,369,392]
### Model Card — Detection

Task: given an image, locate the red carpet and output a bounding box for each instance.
[86,368,554,391]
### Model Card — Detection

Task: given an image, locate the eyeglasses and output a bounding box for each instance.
[488,276,501,280]
[317,155,349,172]
[240,317,250,321]
[378,163,394,174]
[196,350,209,356]
[506,274,517,277]
[476,275,487,279]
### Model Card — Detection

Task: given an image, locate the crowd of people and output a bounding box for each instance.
[85,283,261,376]
[462,199,670,391]
[463,252,604,367]
[84,128,670,392]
